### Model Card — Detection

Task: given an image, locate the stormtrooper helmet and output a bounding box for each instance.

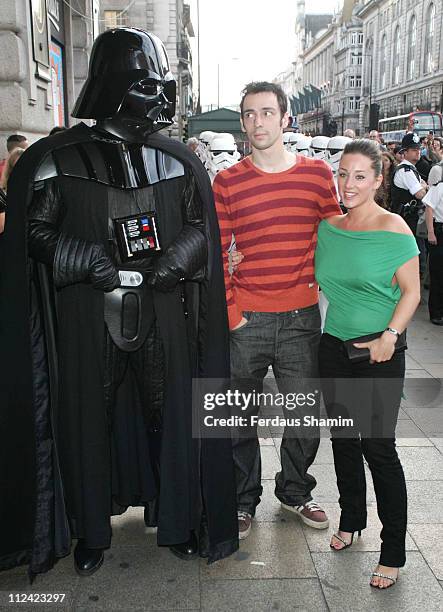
[208,133,240,178]
[326,136,352,173]
[199,131,216,146]
[195,131,216,165]
[309,136,330,160]
[295,135,312,157]
[284,132,308,153]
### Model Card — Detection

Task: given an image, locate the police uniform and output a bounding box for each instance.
[391,132,427,274]
[423,182,443,324]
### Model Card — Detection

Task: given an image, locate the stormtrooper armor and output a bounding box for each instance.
[207,133,240,182]
[295,135,312,157]
[283,132,307,153]
[309,135,330,160]
[195,131,216,168]
[326,135,352,174]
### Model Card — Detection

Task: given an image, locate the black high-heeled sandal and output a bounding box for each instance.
[330,530,361,550]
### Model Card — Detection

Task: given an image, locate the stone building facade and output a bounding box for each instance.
[273,0,443,137]
[99,0,195,139]
[357,0,443,133]
[331,9,364,135]
[0,0,99,157]
[294,0,363,135]
[298,26,335,134]
[273,0,333,101]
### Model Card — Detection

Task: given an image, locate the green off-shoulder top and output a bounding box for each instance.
[315,220,419,341]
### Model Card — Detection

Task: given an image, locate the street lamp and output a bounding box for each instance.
[217,58,239,109]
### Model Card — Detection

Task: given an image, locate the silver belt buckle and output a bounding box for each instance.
[118,270,144,287]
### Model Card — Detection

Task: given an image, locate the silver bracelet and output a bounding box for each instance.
[384,327,400,338]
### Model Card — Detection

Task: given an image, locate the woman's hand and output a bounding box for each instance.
[353,332,397,364]
[229,249,244,270]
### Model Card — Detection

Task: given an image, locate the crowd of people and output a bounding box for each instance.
[0,27,440,595]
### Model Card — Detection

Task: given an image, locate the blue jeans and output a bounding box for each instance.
[230,304,322,515]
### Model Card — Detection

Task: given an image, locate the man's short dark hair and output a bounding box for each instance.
[240,82,287,118]
[6,134,27,152]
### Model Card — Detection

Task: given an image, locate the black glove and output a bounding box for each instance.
[28,179,119,292]
[54,234,120,292]
[147,225,207,292]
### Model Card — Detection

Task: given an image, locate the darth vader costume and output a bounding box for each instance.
[0,28,237,578]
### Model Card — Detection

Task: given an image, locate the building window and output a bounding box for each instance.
[424,3,435,73]
[392,27,400,85]
[349,75,362,88]
[380,35,387,90]
[104,10,127,29]
[358,33,364,45]
[407,15,416,80]
[351,54,362,65]
[348,96,360,111]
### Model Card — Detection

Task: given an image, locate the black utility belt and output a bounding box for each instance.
[114,211,162,262]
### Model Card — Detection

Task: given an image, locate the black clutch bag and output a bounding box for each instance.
[344,330,407,363]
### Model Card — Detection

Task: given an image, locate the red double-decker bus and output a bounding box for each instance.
[379,110,443,142]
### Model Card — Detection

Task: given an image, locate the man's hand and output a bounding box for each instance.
[353,332,397,364]
[428,230,437,245]
[231,316,248,331]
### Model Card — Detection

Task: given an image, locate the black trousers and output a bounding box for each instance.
[319,333,407,567]
[428,223,443,320]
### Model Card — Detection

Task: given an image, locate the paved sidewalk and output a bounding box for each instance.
[1,301,442,611]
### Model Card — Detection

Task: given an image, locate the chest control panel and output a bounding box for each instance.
[114,211,162,262]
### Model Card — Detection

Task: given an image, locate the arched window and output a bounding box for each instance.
[407,15,416,80]
[424,3,436,73]
[380,35,387,90]
[392,27,400,85]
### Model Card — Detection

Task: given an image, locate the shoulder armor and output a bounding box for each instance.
[33,142,185,189]
[35,152,58,183]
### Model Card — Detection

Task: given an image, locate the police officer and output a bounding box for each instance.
[391,132,429,275]
[423,180,443,325]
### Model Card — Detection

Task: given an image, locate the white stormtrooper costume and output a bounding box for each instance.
[326,135,352,203]
[283,132,307,153]
[309,136,330,161]
[195,131,216,168]
[206,133,240,183]
[326,135,352,175]
[295,135,312,157]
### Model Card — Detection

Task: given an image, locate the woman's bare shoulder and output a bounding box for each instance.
[377,211,413,236]
[323,214,346,228]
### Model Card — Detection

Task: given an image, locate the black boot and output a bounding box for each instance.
[169,531,198,560]
[74,540,105,576]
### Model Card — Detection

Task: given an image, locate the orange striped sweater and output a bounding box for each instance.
[213,155,341,329]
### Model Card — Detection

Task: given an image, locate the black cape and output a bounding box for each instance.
[0,123,238,577]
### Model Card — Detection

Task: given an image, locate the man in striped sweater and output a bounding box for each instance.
[213,82,341,540]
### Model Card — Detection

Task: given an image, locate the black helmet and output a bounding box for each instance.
[72,28,176,129]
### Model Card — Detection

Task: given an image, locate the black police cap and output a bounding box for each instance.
[400,132,421,151]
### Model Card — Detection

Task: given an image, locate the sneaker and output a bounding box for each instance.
[238,510,252,540]
[281,500,329,529]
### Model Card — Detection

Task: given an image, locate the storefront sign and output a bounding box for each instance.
[50,40,66,126]
[30,0,50,80]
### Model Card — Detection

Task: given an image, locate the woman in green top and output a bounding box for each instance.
[315,139,420,589]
